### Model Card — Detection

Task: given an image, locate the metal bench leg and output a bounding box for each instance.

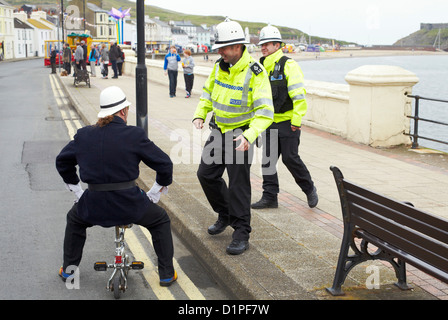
[326,238,350,296]
[326,226,363,296]
[394,259,413,290]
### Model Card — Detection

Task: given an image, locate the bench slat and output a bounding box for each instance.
[350,203,448,273]
[345,188,448,244]
[343,180,448,238]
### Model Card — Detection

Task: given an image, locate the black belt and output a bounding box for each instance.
[88,180,136,192]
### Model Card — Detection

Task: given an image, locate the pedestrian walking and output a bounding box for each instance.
[164,46,181,97]
[80,40,87,70]
[50,47,57,74]
[109,40,119,79]
[74,42,83,72]
[192,18,274,255]
[100,43,109,79]
[88,44,97,77]
[251,25,318,210]
[62,43,72,74]
[56,86,177,287]
[117,45,124,76]
[182,49,195,98]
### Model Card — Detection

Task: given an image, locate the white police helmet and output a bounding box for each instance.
[212,18,249,50]
[258,24,283,46]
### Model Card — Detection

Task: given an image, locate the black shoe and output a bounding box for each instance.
[251,198,278,209]
[307,187,318,208]
[207,219,228,235]
[226,239,249,255]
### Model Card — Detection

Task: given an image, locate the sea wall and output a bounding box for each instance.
[123,49,419,148]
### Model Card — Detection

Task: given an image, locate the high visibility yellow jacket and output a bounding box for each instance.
[193,48,274,144]
[260,49,307,127]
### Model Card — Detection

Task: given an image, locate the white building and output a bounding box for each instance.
[0,0,14,60]
[30,11,57,40]
[13,17,34,58]
[170,20,212,50]
[171,27,188,48]
[86,3,116,40]
[26,17,53,57]
[170,20,196,43]
[196,25,211,48]
[142,16,172,52]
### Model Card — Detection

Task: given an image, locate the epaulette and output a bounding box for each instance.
[250,62,263,76]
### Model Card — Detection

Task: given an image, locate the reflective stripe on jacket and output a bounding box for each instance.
[193,48,274,143]
[260,49,307,126]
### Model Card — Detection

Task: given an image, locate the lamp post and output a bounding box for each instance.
[58,0,64,73]
[61,0,64,41]
[136,0,148,136]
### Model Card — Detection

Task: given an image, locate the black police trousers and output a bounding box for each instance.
[261,120,315,200]
[62,202,175,279]
[197,128,253,241]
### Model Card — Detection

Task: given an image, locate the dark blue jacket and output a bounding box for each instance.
[56,116,173,227]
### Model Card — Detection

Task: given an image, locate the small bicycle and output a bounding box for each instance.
[94,224,144,299]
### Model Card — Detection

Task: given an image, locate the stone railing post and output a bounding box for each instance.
[345,65,419,147]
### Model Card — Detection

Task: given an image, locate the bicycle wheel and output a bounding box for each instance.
[113,275,122,299]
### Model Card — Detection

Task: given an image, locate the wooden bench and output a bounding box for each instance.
[326,166,448,296]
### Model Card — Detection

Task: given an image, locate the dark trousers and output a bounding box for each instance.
[117,62,123,75]
[168,70,178,96]
[64,62,71,74]
[62,202,175,279]
[101,63,108,77]
[197,129,253,241]
[261,120,314,200]
[184,73,194,95]
[111,60,118,77]
[51,62,56,74]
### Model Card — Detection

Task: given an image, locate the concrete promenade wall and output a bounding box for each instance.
[122,49,419,148]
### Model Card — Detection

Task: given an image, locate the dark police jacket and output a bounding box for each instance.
[56,116,173,227]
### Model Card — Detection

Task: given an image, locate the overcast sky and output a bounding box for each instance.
[127,0,448,45]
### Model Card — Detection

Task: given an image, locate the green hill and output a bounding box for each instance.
[394,28,448,50]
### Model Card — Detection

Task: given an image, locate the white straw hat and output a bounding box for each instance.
[98,86,131,118]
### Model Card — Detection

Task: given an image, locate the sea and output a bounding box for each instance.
[294,54,448,153]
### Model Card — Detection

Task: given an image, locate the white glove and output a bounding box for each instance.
[65,183,84,201]
[146,181,168,203]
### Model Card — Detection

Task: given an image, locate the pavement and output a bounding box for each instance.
[54,58,448,300]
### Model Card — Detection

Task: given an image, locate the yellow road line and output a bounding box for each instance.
[139,226,206,300]
[125,228,175,300]
[49,75,78,139]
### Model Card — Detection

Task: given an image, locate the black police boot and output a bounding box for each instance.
[207,219,229,235]
[306,187,318,208]
[251,197,278,209]
[226,239,249,255]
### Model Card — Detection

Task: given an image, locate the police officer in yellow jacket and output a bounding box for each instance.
[251,25,318,210]
[193,18,274,255]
